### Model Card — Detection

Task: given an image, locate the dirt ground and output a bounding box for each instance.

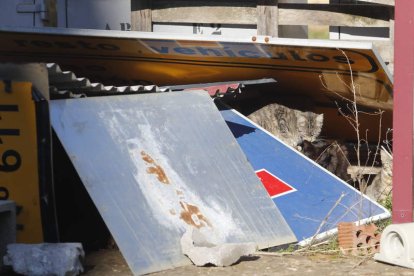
[84,249,414,276]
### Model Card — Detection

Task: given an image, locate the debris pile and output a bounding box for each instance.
[0,27,395,275]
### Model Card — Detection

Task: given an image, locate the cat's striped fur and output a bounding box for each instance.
[247,103,324,148]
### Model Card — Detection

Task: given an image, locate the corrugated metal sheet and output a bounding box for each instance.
[50,90,296,275]
[47,63,275,99]
[165,78,276,95]
[47,63,169,98]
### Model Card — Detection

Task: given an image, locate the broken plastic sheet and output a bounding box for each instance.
[50,91,296,275]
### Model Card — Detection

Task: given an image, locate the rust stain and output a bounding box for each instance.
[141,151,170,184]
[179,201,211,229]
[176,190,184,196]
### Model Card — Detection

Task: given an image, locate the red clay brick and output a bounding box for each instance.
[338,222,381,256]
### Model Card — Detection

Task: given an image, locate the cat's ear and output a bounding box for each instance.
[316,113,324,126]
[380,148,392,164]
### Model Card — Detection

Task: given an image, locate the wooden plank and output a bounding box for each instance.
[257,0,279,37]
[131,0,152,31]
[349,0,394,5]
[152,3,391,27]
[152,5,257,25]
[279,9,388,27]
[347,166,381,180]
[366,0,394,5]
[279,3,392,27]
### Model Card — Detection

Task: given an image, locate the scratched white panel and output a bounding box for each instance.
[50,91,296,275]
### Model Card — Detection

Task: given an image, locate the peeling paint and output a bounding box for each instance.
[141,151,170,184]
[100,109,245,243]
[179,201,212,229]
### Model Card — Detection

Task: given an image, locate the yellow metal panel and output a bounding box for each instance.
[0,28,393,142]
[0,81,43,243]
[0,29,392,111]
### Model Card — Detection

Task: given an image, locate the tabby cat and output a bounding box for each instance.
[300,139,351,182]
[247,103,324,148]
[365,148,392,202]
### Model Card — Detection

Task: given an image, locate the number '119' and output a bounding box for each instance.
[0,104,21,200]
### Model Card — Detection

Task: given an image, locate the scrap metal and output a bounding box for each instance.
[50,90,297,275]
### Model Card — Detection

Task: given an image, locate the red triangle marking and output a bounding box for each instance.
[256,169,296,198]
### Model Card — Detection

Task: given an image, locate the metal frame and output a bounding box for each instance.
[392,0,414,223]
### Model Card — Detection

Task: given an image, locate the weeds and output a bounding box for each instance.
[287,49,392,257]
[375,193,392,232]
[319,49,386,197]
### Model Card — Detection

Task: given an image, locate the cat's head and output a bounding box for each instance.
[296,112,324,142]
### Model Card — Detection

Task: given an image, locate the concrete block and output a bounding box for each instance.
[3,243,84,276]
[181,228,256,267]
[375,223,414,269]
[0,200,16,269]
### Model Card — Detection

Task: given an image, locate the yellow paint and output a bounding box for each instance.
[0,30,392,112]
[0,81,43,243]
